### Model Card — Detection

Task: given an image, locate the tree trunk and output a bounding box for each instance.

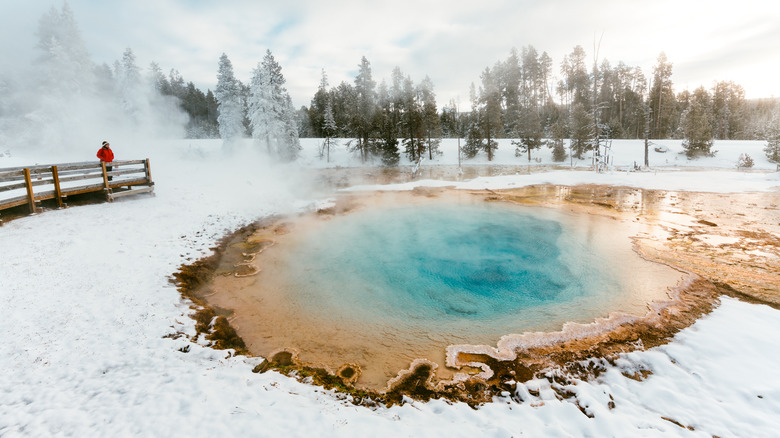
[428,132,432,160]
[655,89,662,136]
[486,112,493,162]
[644,102,651,167]
[364,133,369,162]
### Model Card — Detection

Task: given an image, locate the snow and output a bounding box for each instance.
[298,137,780,172]
[1,138,779,437]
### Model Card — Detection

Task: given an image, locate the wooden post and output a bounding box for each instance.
[23,167,37,214]
[101,162,110,188]
[144,158,153,184]
[51,165,64,208]
[101,161,111,201]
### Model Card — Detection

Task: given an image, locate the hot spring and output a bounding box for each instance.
[210,191,684,389]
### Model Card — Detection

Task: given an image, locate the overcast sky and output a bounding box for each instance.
[3,0,779,108]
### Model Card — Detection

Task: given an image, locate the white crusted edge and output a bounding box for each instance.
[442,274,700,384]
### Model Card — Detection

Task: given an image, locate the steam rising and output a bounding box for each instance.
[0,4,187,157]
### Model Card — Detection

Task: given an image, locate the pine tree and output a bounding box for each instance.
[93,62,114,96]
[463,83,483,159]
[249,54,277,154]
[539,51,554,111]
[296,106,312,138]
[737,153,754,169]
[561,46,591,112]
[248,50,300,161]
[116,48,143,120]
[548,120,568,162]
[205,90,219,135]
[711,81,745,140]
[330,81,355,139]
[522,46,542,112]
[372,80,400,166]
[650,52,675,138]
[681,86,714,158]
[463,122,482,159]
[502,48,522,135]
[512,107,544,161]
[439,100,460,138]
[239,81,251,136]
[30,2,100,150]
[321,101,338,162]
[400,75,423,162]
[569,102,591,159]
[35,2,94,94]
[181,82,212,138]
[309,69,329,138]
[279,94,302,161]
[763,109,780,164]
[168,69,186,99]
[148,62,169,94]
[419,76,442,160]
[479,67,501,161]
[215,53,244,151]
[353,56,377,162]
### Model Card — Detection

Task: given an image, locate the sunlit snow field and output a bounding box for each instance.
[1,138,779,437]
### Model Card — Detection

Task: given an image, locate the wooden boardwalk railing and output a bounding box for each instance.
[0,159,154,223]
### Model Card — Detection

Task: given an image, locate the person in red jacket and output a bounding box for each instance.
[97,141,114,181]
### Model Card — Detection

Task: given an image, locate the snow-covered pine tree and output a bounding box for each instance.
[215,53,245,152]
[462,82,482,159]
[145,62,188,137]
[548,120,568,162]
[650,52,675,138]
[322,101,338,162]
[463,121,482,159]
[400,75,423,163]
[501,48,522,136]
[93,63,115,96]
[309,69,330,138]
[249,57,279,155]
[373,80,399,166]
[279,94,302,161]
[148,62,169,94]
[248,50,300,161]
[763,109,780,164]
[35,2,94,94]
[479,67,501,161]
[30,2,102,150]
[116,48,143,120]
[568,102,592,159]
[168,69,186,100]
[512,107,544,161]
[353,57,377,162]
[681,87,714,158]
[737,153,754,169]
[419,76,442,160]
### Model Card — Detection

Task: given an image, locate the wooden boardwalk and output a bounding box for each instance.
[0,159,154,223]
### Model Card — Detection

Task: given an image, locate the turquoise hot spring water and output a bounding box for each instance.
[228,195,682,388]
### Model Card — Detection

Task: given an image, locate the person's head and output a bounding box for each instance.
[102,141,110,148]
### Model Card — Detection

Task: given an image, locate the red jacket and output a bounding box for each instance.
[97,146,114,163]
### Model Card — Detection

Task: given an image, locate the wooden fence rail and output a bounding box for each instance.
[0,159,154,223]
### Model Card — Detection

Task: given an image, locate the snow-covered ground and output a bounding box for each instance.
[1,138,779,437]
[294,137,780,171]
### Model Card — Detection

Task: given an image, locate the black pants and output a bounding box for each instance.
[106,165,113,181]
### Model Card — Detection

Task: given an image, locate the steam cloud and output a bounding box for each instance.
[0,4,187,159]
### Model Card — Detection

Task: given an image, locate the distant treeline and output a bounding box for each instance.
[190,47,780,163]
